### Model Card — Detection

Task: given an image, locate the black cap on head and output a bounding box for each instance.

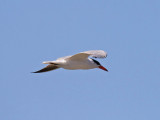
[91,59,101,66]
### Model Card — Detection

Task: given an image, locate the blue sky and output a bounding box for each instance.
[1,0,160,120]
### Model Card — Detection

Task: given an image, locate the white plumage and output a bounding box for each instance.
[33,50,108,73]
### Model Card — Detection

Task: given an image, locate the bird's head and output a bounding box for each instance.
[91,59,108,72]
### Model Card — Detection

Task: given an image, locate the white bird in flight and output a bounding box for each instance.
[32,50,108,73]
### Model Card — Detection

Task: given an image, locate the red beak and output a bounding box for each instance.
[99,66,108,72]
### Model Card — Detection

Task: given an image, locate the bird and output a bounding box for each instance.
[32,50,108,73]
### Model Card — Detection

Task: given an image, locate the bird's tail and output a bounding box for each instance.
[43,61,52,64]
[42,61,59,65]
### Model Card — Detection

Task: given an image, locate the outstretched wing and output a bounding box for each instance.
[68,50,107,60]
[32,64,59,73]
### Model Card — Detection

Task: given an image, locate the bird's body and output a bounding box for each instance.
[50,58,97,70]
[33,50,108,73]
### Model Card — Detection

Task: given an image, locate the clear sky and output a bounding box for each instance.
[1,0,160,120]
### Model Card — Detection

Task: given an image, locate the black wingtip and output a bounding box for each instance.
[31,72,36,73]
[31,71,41,73]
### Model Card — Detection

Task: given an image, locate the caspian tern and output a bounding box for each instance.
[32,50,108,73]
